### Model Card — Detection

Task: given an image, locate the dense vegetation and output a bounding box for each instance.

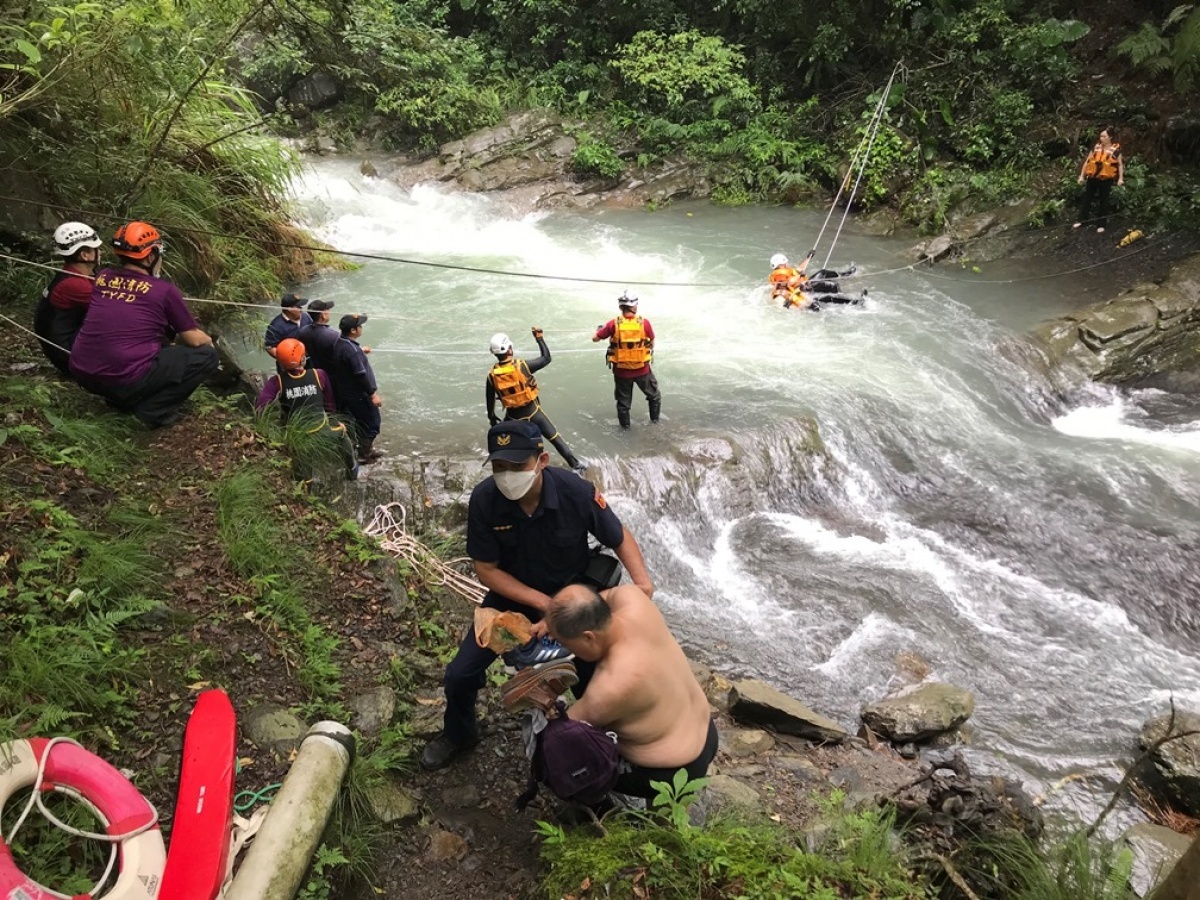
[2,0,1198,307]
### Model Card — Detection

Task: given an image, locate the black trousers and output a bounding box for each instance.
[505,402,580,468]
[339,393,382,444]
[614,372,661,424]
[76,345,219,427]
[441,591,595,747]
[1079,178,1114,228]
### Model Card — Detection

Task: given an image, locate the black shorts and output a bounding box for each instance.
[613,718,719,800]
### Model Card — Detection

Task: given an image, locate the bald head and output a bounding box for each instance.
[548,584,612,640]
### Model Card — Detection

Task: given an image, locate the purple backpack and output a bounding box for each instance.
[516,702,620,810]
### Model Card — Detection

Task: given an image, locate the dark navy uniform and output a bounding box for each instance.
[330,335,380,442]
[441,467,625,747]
[264,311,312,355]
[298,322,339,377]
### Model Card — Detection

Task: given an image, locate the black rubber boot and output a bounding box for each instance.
[357,439,383,463]
[618,411,631,429]
[648,398,661,423]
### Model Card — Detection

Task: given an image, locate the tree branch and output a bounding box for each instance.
[120,0,273,208]
[1088,698,1200,837]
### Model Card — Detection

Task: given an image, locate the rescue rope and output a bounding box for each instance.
[4,736,161,900]
[0,310,70,354]
[0,252,606,338]
[820,64,902,272]
[812,61,903,271]
[363,503,485,605]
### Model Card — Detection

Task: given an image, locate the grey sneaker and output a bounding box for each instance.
[502,636,574,670]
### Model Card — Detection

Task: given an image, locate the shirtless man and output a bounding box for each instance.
[546,584,717,799]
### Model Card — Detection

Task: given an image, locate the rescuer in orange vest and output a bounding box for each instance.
[1074,126,1124,234]
[486,328,587,474]
[593,292,660,429]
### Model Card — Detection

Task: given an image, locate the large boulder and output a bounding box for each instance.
[387,110,710,210]
[1025,253,1200,392]
[728,680,850,744]
[861,683,975,743]
[1121,823,1193,898]
[287,72,342,111]
[1138,711,1200,817]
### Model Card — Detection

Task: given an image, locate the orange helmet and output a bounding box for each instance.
[276,338,306,370]
[112,221,163,260]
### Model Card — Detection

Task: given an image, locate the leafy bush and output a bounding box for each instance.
[538,778,926,899]
[570,136,623,179]
[611,30,758,125]
[1117,6,1200,94]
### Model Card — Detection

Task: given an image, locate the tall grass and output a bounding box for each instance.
[214,466,342,699]
[948,830,1136,900]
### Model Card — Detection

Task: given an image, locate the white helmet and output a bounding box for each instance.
[53,221,102,257]
[617,291,638,309]
[489,333,513,356]
[770,253,788,268]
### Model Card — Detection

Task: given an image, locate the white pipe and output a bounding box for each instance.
[224,722,355,900]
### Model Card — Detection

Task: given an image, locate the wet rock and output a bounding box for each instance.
[1122,823,1192,898]
[917,234,956,263]
[287,72,342,111]
[1138,710,1200,817]
[729,679,850,744]
[428,828,469,862]
[774,756,824,784]
[243,703,307,754]
[360,160,379,178]
[1024,252,1200,391]
[696,774,762,814]
[348,685,397,739]
[720,728,776,757]
[366,774,421,824]
[861,682,975,743]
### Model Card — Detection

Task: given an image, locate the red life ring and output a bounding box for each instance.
[0,737,166,899]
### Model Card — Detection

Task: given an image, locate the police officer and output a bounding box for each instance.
[331,314,383,462]
[419,420,654,771]
[486,327,586,474]
[264,293,312,365]
[592,292,661,428]
[298,299,338,375]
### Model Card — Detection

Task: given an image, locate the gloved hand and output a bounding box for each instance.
[489,416,500,426]
[531,326,543,338]
[806,249,816,259]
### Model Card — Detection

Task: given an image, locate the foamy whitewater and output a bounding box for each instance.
[279,158,1200,826]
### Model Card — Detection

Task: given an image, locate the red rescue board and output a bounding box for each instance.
[160,689,237,900]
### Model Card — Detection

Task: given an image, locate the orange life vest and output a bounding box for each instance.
[608,316,652,369]
[491,358,538,408]
[769,265,801,289]
[1083,143,1121,180]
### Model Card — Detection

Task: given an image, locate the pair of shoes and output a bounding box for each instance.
[1073,222,1082,229]
[502,636,574,670]
[1096,226,1105,233]
[420,732,478,771]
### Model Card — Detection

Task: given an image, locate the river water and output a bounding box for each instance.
[281,158,1200,824]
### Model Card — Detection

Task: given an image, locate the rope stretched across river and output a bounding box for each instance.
[363,503,484,605]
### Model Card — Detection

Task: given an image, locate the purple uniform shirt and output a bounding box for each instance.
[70,267,201,384]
